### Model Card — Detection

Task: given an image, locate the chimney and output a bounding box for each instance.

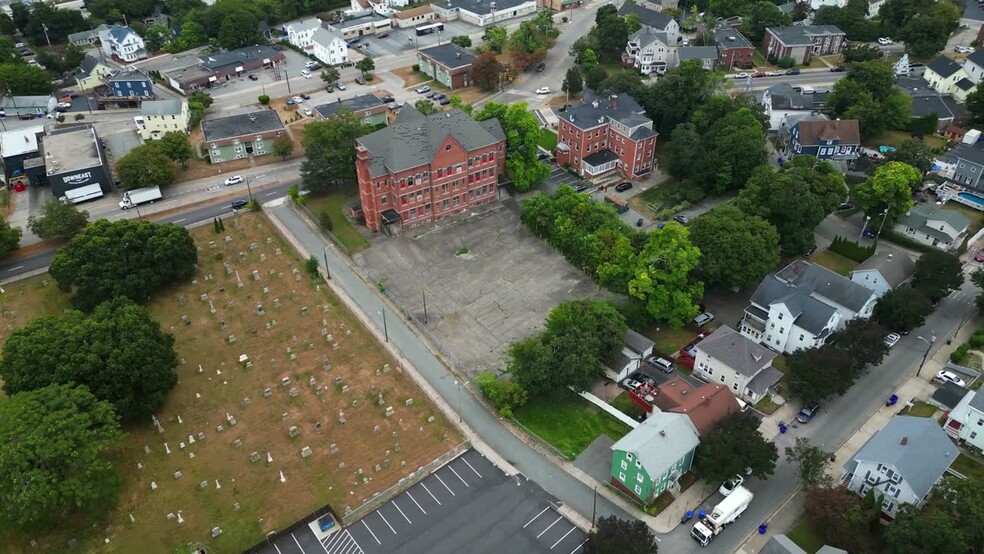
[456,52,461,58]
[659,430,666,437]
[900,436,909,445]
[591,100,599,109]
[610,94,618,109]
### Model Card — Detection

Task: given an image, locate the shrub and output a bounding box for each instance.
[412,63,420,72]
[777,56,796,69]
[74,114,85,121]
[475,371,528,417]
[969,332,984,348]
[951,343,970,364]
[56,115,65,122]
[318,208,334,232]
[829,236,876,263]
[304,256,320,279]
[258,94,270,105]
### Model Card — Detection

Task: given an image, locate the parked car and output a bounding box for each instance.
[733,72,749,79]
[303,107,313,116]
[693,312,715,327]
[614,181,633,192]
[719,475,744,496]
[804,245,817,257]
[797,401,821,424]
[292,96,304,103]
[535,62,546,72]
[248,74,258,81]
[300,93,311,100]
[427,91,439,99]
[622,378,642,392]
[884,333,901,348]
[673,214,690,225]
[535,87,551,94]
[646,356,674,373]
[837,202,853,211]
[439,97,451,105]
[355,75,366,85]
[224,175,244,186]
[751,71,766,78]
[975,248,984,262]
[877,37,893,45]
[573,184,589,193]
[272,45,284,51]
[336,83,347,90]
[785,68,801,75]
[304,61,321,69]
[830,65,846,72]
[231,198,249,209]
[416,85,431,94]
[935,370,966,388]
[434,93,447,101]
[767,71,783,76]
[956,45,975,54]
[300,69,312,78]
[380,95,395,103]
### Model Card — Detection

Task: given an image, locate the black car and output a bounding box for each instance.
[535,62,546,72]
[785,68,800,75]
[325,85,334,93]
[614,181,633,192]
[830,65,846,72]
[18,113,35,120]
[804,245,817,257]
[434,93,447,101]
[797,402,820,424]
[427,91,438,99]
[231,199,249,210]
[572,184,589,193]
[248,74,258,81]
[301,93,311,100]
[439,97,451,105]
[380,95,395,103]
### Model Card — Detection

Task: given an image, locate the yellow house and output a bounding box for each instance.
[924,56,973,100]
[135,100,190,142]
[74,55,114,92]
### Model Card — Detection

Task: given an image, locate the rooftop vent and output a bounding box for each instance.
[900,436,909,445]
[728,36,736,41]
[591,100,599,109]
[659,430,666,437]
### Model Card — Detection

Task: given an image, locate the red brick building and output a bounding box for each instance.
[714,28,754,70]
[554,93,657,180]
[356,106,506,233]
[763,25,846,64]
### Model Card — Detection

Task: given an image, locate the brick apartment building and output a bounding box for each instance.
[356,106,506,233]
[763,25,846,64]
[554,92,657,179]
[715,27,754,69]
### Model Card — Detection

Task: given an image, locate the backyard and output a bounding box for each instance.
[809,249,858,277]
[952,452,984,480]
[610,391,646,420]
[862,130,948,150]
[0,213,460,554]
[303,188,371,254]
[539,128,558,151]
[787,517,825,554]
[513,391,631,460]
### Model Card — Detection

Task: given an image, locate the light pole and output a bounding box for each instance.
[378,308,388,342]
[916,332,937,378]
[285,68,292,94]
[245,174,254,201]
[454,379,468,422]
[875,204,893,237]
[322,247,332,280]
[859,215,872,240]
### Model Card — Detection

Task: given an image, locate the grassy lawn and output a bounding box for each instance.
[902,400,937,418]
[787,517,824,554]
[810,250,859,277]
[303,190,370,254]
[513,392,632,460]
[650,325,698,357]
[628,179,688,220]
[611,392,646,420]
[952,452,984,480]
[755,393,781,415]
[539,128,558,151]
[862,130,948,150]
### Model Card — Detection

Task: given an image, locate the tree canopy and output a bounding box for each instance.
[785,437,832,488]
[912,250,964,303]
[27,199,89,240]
[0,62,53,95]
[883,138,934,174]
[157,131,194,167]
[586,515,659,554]
[695,412,779,482]
[49,219,198,311]
[787,344,856,401]
[873,287,933,332]
[628,224,704,327]
[300,110,374,193]
[0,218,22,257]
[0,384,124,530]
[884,478,984,554]
[689,203,780,290]
[825,62,911,139]
[851,161,918,224]
[469,51,504,92]
[116,143,175,190]
[475,101,549,192]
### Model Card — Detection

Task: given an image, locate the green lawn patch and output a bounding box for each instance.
[611,392,646,420]
[651,325,697,357]
[863,130,948,150]
[952,452,984,480]
[513,392,632,459]
[643,472,697,514]
[810,249,859,277]
[902,400,937,418]
[755,393,781,415]
[538,128,558,151]
[628,179,694,220]
[302,190,370,254]
[787,517,824,554]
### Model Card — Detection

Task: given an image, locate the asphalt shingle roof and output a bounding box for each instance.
[696,325,776,378]
[852,248,915,288]
[106,24,140,44]
[201,110,284,142]
[441,0,529,13]
[76,54,105,78]
[749,277,837,335]
[610,412,699,480]
[418,43,476,70]
[794,119,860,146]
[557,92,653,133]
[956,78,976,91]
[618,3,676,31]
[843,415,957,500]
[897,204,971,241]
[287,17,322,34]
[775,260,874,314]
[966,48,984,69]
[926,56,964,79]
[625,328,654,356]
[141,100,182,117]
[629,31,670,49]
[677,46,718,61]
[943,142,984,166]
[767,25,844,46]
[200,45,284,71]
[107,68,150,82]
[313,94,384,119]
[970,389,984,412]
[908,95,954,120]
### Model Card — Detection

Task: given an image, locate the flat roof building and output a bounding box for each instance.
[39,126,113,200]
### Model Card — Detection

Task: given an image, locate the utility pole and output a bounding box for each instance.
[245,174,254,201]
[916,333,937,378]
[322,247,332,280]
[285,68,292,94]
[42,23,51,46]
[422,290,428,324]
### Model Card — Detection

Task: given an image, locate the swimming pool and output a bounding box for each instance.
[957,191,984,211]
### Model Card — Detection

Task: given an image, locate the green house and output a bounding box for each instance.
[610,412,700,505]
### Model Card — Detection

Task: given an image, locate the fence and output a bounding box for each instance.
[293,200,352,258]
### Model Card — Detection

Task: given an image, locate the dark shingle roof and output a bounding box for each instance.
[201,110,284,142]
[926,56,964,79]
[748,277,838,335]
[696,326,776,377]
[956,78,976,91]
[775,260,874,313]
[932,382,969,410]
[107,68,150,82]
[677,46,718,61]
[440,0,529,13]
[618,2,676,31]
[908,95,953,120]
[557,91,653,132]
[715,28,753,49]
[200,45,284,71]
[313,94,385,119]
[852,249,915,288]
[767,25,844,46]
[76,54,104,78]
[418,43,476,70]
[966,48,984,68]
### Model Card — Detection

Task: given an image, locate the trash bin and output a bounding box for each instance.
[758,523,768,534]
[779,422,787,434]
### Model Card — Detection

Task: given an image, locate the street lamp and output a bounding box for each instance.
[322,247,332,280]
[875,205,893,238]
[859,215,872,240]
[454,379,469,422]
[916,332,937,378]
[378,308,388,342]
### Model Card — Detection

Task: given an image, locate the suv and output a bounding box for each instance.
[646,356,674,373]
[535,62,546,72]
[231,198,249,210]
[355,75,366,85]
[797,402,820,424]
[614,181,633,192]
[693,312,715,327]
[416,85,431,94]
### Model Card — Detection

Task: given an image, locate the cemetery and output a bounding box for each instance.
[0,212,461,553]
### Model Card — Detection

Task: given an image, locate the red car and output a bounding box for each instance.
[751,71,767,78]
[975,249,984,262]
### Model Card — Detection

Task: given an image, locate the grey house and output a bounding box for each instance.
[693,325,782,403]
[892,204,970,252]
[842,415,957,519]
[938,142,984,191]
[201,110,286,163]
[849,249,916,298]
[762,535,847,554]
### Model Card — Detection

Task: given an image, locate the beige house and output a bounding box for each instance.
[693,326,782,403]
[135,100,190,142]
[924,57,975,102]
[75,55,114,92]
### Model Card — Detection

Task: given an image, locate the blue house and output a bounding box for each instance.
[107,67,154,98]
[783,117,860,162]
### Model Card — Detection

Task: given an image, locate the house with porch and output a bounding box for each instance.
[310,27,349,66]
[618,2,680,44]
[924,56,972,99]
[692,326,782,404]
[75,54,114,92]
[944,389,984,453]
[782,117,860,162]
[849,249,916,298]
[98,24,147,63]
[892,204,970,252]
[623,32,673,76]
[609,412,699,505]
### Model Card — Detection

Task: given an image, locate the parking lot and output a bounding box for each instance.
[252,449,588,554]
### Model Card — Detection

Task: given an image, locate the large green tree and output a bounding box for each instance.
[0,219,22,256]
[0,384,124,530]
[475,101,549,192]
[587,516,659,554]
[482,25,507,53]
[742,1,792,43]
[562,66,583,95]
[300,110,374,193]
[116,143,175,189]
[217,9,261,50]
[883,138,934,173]
[689,203,780,289]
[785,437,832,487]
[356,57,375,79]
[638,60,727,136]
[469,51,504,92]
[27,199,89,240]
[851,161,918,224]
[912,250,964,303]
[0,62,53,94]
[825,62,911,138]
[627,224,703,327]
[874,287,933,332]
[833,319,890,372]
[156,131,194,167]
[884,478,984,554]
[49,219,198,311]
[787,345,856,401]
[593,5,629,62]
[695,412,779,482]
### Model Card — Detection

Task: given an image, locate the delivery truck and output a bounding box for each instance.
[119,186,162,210]
[691,485,753,547]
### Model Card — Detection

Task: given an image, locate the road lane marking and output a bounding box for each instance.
[361,520,381,545]
[314,531,330,554]
[449,465,469,486]
[434,474,456,496]
[265,191,278,196]
[377,510,396,534]
[570,539,589,554]
[392,500,412,524]
[420,482,442,505]
[405,490,427,514]
[537,516,562,539]
[461,457,483,478]
[551,527,576,549]
[7,266,23,272]
[524,507,550,528]
[292,532,308,553]
[172,218,186,223]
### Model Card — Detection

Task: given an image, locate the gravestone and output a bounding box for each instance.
[199,480,208,490]
[289,387,298,398]
[150,482,158,491]
[281,377,291,387]
[405,399,414,406]
[233,439,242,448]
[211,527,222,538]
[329,443,339,454]
[227,335,237,344]
[288,426,299,438]
[315,421,322,431]
[197,432,205,441]
[250,451,261,463]
[385,406,395,417]
[173,471,182,480]
[301,446,313,458]
[427,416,436,423]
[263,388,272,398]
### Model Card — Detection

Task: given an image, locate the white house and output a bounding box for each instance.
[692,326,783,403]
[849,249,916,298]
[740,260,877,354]
[618,2,680,44]
[349,0,409,16]
[285,17,324,50]
[809,0,847,8]
[310,28,348,66]
[623,32,673,76]
[674,46,718,70]
[964,49,984,84]
[762,83,828,131]
[99,25,147,63]
[134,100,189,142]
[842,416,957,519]
[893,204,970,252]
[430,0,538,27]
[944,389,984,454]
[608,328,656,381]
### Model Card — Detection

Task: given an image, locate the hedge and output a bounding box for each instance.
[829,236,876,263]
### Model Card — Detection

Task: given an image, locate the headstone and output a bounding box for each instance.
[242,396,251,406]
[234,502,240,511]
[373,425,380,433]
[197,432,205,441]
[329,443,339,454]
[289,387,298,398]
[166,513,176,521]
[199,480,208,490]
[250,451,261,463]
[351,399,358,407]
[215,480,221,489]
[273,298,281,308]
[250,242,258,250]
[255,304,265,315]
[200,294,209,302]
[211,527,222,538]
[394,443,401,452]
[427,416,436,423]
[405,399,414,406]
[181,315,191,327]
[233,439,243,448]
[150,481,158,491]
[144,445,152,455]
[267,452,273,463]
[174,471,182,480]
[383,364,391,373]
[263,388,272,398]
[275,248,282,255]
[252,270,260,281]
[315,421,322,431]
[164,443,171,455]
[308,376,316,386]
[279,471,287,483]
[288,425,299,438]
[129,514,135,523]
[301,446,313,458]
[263,286,270,294]
[217,425,224,432]
[188,434,195,444]
[341,385,349,393]
[227,335,237,344]
[301,306,309,315]
[281,376,291,387]
[385,406,395,417]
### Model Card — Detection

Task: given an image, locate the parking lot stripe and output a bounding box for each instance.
[434,474,456,496]
[420,482,442,506]
[524,507,550,528]
[273,544,284,554]
[392,500,412,524]
[570,538,589,554]
[361,520,381,545]
[377,511,397,535]
[406,491,427,514]
[551,527,576,549]
[537,516,563,539]
[449,465,469,487]
[461,457,483,478]
[292,532,309,553]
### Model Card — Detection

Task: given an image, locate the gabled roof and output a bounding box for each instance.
[942,142,984,166]
[393,4,433,19]
[625,329,654,356]
[696,326,776,378]
[200,45,284,71]
[629,31,670,50]
[557,91,653,132]
[286,17,322,34]
[970,388,984,412]
[618,2,676,31]
[956,78,976,91]
[653,377,741,436]
[843,415,956,500]
[926,56,964,79]
[677,46,718,61]
[932,382,970,411]
[966,48,984,69]
[418,43,476,70]
[897,203,971,239]
[793,119,860,146]
[775,260,875,314]
[851,249,915,288]
[141,100,183,117]
[749,277,837,335]
[76,54,108,79]
[107,67,150,82]
[105,24,141,44]
[610,412,699,479]
[908,94,954,120]
[767,25,844,46]
[313,94,385,119]
[311,27,345,48]
[761,535,807,554]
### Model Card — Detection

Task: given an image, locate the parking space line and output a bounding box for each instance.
[448,465,469,487]
[292,533,309,553]
[406,490,427,514]
[570,538,589,554]
[314,533,330,554]
[434,474,456,496]
[461,457,483,478]
[361,520,381,545]
[420,482,442,506]
[377,510,397,535]
[273,544,283,554]
[391,500,412,524]
[537,516,563,539]
[551,527,577,549]
[524,507,550,528]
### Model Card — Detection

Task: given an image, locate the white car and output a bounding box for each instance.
[884,333,901,348]
[766,71,782,76]
[535,87,551,95]
[303,107,313,116]
[224,175,244,186]
[693,312,715,327]
[416,85,431,94]
[956,46,975,54]
[935,370,966,388]
[719,474,744,496]
[292,96,304,103]
[337,83,347,90]
[300,69,312,78]
[734,72,749,79]
[622,378,642,392]
[877,37,893,46]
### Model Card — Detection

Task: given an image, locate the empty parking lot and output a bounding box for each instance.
[252,449,588,554]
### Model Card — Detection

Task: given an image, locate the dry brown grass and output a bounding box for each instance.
[0,212,460,554]
[392,66,429,88]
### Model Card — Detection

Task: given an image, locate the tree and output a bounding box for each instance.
[562,67,583,96]
[580,48,598,72]
[217,10,260,50]
[913,250,964,303]
[0,62,53,94]
[586,516,659,554]
[0,219,22,256]
[584,65,609,90]
[300,111,374,192]
[874,287,933,333]
[415,99,439,115]
[884,138,934,174]
[27,199,89,240]
[143,23,171,52]
[116,143,174,189]
[785,437,833,488]
[320,65,340,85]
[787,345,856,401]
[737,166,825,256]
[450,35,471,47]
[475,371,527,417]
[627,224,703,327]
[742,1,791,43]
[156,131,193,166]
[825,61,911,138]
[974,268,984,314]
[0,384,124,530]
[638,59,726,135]
[898,15,955,57]
[49,219,198,311]
[272,134,294,160]
[475,101,549,192]
[469,51,504,92]
[689,204,780,290]
[449,95,473,115]
[482,25,507,53]
[851,161,918,224]
[593,5,628,62]
[833,319,889,372]
[695,412,779,483]
[805,485,881,553]
[188,90,214,108]
[842,43,884,63]
[968,85,984,124]
[355,56,375,79]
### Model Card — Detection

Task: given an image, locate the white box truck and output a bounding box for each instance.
[119,186,162,209]
[691,486,753,547]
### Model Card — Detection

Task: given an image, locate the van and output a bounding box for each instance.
[647,356,674,373]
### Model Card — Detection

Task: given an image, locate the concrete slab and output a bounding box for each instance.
[574,435,616,485]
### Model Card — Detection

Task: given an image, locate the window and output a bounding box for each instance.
[636,471,643,481]
[732,382,738,391]
[778,313,783,320]
[621,460,628,470]
[799,334,804,341]
[380,196,387,205]
[977,418,984,426]
[445,145,451,151]
[634,484,642,495]
[619,472,626,482]
[720,374,725,383]
[972,431,979,439]
[636,460,642,468]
